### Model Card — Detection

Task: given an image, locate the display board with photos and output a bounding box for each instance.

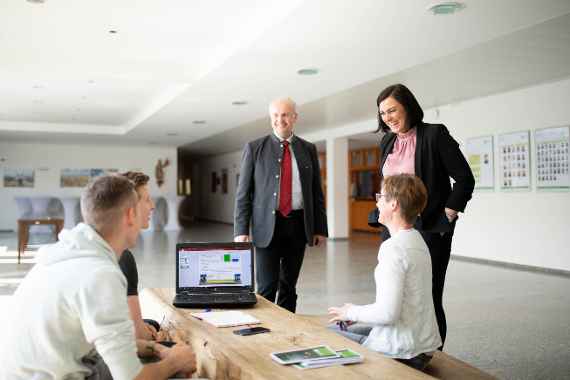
[466,135,494,189]
[498,131,530,190]
[534,126,570,190]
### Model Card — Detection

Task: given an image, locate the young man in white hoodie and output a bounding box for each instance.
[0,175,196,380]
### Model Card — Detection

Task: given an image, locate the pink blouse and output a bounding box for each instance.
[382,127,417,177]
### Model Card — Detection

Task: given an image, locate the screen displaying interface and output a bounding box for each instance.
[178,247,252,288]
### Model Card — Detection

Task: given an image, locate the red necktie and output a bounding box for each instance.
[278,141,292,217]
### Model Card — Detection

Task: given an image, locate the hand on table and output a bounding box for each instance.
[327,303,353,323]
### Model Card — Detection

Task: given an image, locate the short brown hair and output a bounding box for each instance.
[120,171,150,190]
[81,175,138,235]
[382,174,427,224]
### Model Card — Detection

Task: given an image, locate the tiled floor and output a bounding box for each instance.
[1,223,569,379]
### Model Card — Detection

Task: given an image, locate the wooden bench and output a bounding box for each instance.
[299,314,496,380]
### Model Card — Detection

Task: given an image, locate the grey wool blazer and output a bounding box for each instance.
[234,134,328,248]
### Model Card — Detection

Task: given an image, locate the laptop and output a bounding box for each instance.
[172,242,257,308]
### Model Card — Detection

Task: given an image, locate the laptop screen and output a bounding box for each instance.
[176,242,254,292]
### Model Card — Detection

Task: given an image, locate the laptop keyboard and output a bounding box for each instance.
[178,293,257,303]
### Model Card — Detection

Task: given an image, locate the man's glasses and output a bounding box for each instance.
[375,193,386,202]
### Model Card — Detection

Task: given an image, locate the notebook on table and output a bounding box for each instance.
[172,242,257,308]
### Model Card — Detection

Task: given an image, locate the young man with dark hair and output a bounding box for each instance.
[118,171,165,341]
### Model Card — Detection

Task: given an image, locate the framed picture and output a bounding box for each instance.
[4,168,35,188]
[498,131,530,190]
[535,126,569,190]
[466,136,494,190]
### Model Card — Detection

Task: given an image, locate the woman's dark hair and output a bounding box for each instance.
[375,83,424,133]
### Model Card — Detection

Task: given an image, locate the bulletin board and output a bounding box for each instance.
[535,126,569,190]
[498,131,530,190]
[466,135,494,190]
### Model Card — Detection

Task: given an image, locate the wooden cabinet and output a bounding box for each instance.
[349,147,381,233]
[350,199,378,233]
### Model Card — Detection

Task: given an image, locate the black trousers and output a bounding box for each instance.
[382,223,455,349]
[419,229,454,349]
[255,210,307,313]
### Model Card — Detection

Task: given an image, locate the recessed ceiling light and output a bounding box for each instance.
[27,0,46,3]
[232,100,248,106]
[109,30,118,34]
[297,68,319,76]
[427,1,465,15]
[166,132,179,137]
[192,120,207,124]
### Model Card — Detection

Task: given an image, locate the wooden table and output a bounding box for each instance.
[140,288,436,380]
[17,218,64,264]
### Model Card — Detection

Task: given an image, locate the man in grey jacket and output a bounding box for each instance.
[234,98,328,313]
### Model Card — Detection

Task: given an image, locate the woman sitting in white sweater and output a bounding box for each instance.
[328,174,441,370]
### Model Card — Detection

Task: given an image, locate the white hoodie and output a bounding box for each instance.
[0,223,142,380]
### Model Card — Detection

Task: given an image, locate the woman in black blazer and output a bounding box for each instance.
[375,84,475,348]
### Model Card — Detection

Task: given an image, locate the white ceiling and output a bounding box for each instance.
[1,0,570,153]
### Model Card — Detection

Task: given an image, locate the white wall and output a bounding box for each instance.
[431,78,570,272]
[0,142,177,230]
[196,77,570,271]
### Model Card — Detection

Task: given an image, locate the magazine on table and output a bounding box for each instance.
[293,348,364,369]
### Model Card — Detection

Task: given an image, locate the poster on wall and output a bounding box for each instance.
[466,135,494,189]
[535,126,570,190]
[61,168,118,187]
[4,168,35,187]
[498,131,531,190]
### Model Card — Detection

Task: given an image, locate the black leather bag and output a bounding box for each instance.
[367,208,381,228]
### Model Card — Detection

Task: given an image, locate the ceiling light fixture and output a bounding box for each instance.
[297,68,319,76]
[109,30,118,34]
[26,0,46,3]
[192,120,206,124]
[232,100,248,106]
[427,1,466,15]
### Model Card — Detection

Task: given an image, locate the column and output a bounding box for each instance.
[60,197,80,229]
[325,137,349,239]
[164,196,182,231]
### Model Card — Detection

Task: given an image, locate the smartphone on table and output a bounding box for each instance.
[233,326,271,336]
